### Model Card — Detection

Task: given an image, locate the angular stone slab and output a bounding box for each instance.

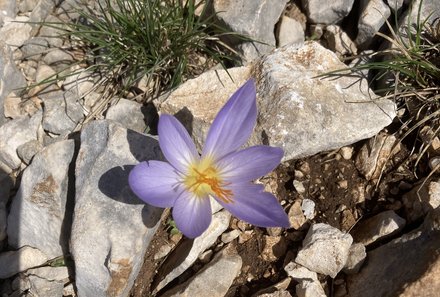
[71,120,163,297]
[159,42,395,162]
[254,41,396,160]
[212,0,286,61]
[0,40,27,126]
[0,111,42,172]
[161,246,242,297]
[7,140,75,259]
[153,210,231,293]
[347,207,440,297]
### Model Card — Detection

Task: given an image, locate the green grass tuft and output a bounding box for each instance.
[42,0,243,101]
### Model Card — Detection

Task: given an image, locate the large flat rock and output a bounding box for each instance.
[159,42,396,162]
[70,120,163,297]
[7,140,75,259]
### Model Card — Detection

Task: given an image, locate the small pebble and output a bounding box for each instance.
[339,147,354,160]
[337,180,348,189]
[293,180,306,194]
[301,199,316,220]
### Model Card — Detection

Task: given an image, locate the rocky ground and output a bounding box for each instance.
[0,0,440,297]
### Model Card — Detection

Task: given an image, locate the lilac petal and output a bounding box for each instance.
[216,183,290,228]
[158,114,199,173]
[202,79,257,161]
[129,160,182,208]
[217,145,283,183]
[172,191,212,238]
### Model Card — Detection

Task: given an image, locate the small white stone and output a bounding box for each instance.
[295,223,353,278]
[301,199,316,220]
[339,147,354,160]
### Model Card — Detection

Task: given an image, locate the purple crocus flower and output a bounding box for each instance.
[129,79,290,238]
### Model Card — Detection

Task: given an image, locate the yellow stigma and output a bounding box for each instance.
[184,157,233,203]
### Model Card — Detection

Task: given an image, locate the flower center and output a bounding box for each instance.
[184,158,233,203]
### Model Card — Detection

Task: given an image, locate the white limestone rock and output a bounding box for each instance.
[159,42,396,163]
[153,210,231,293]
[71,120,163,297]
[0,111,42,171]
[254,42,396,161]
[161,247,242,297]
[295,223,353,278]
[7,140,75,258]
[213,0,287,61]
[356,0,391,49]
[302,0,355,24]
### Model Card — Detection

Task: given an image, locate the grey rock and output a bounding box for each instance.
[301,199,316,220]
[71,120,163,297]
[153,210,231,293]
[0,0,16,25]
[324,24,357,56]
[161,247,242,297]
[38,15,64,48]
[41,89,84,135]
[0,40,27,126]
[0,246,48,279]
[29,0,56,27]
[213,0,287,62]
[16,139,43,165]
[0,16,32,48]
[11,275,31,293]
[159,42,396,163]
[0,112,42,171]
[277,16,305,47]
[347,207,440,297]
[43,48,74,69]
[356,0,391,49]
[284,262,325,297]
[106,99,148,133]
[21,37,48,60]
[27,275,64,297]
[3,93,22,119]
[35,63,56,85]
[355,132,400,181]
[353,210,406,245]
[404,0,440,26]
[254,41,395,161]
[284,262,318,281]
[302,0,355,24]
[295,223,353,278]
[343,243,366,274]
[18,0,39,13]
[26,266,69,281]
[7,140,75,258]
